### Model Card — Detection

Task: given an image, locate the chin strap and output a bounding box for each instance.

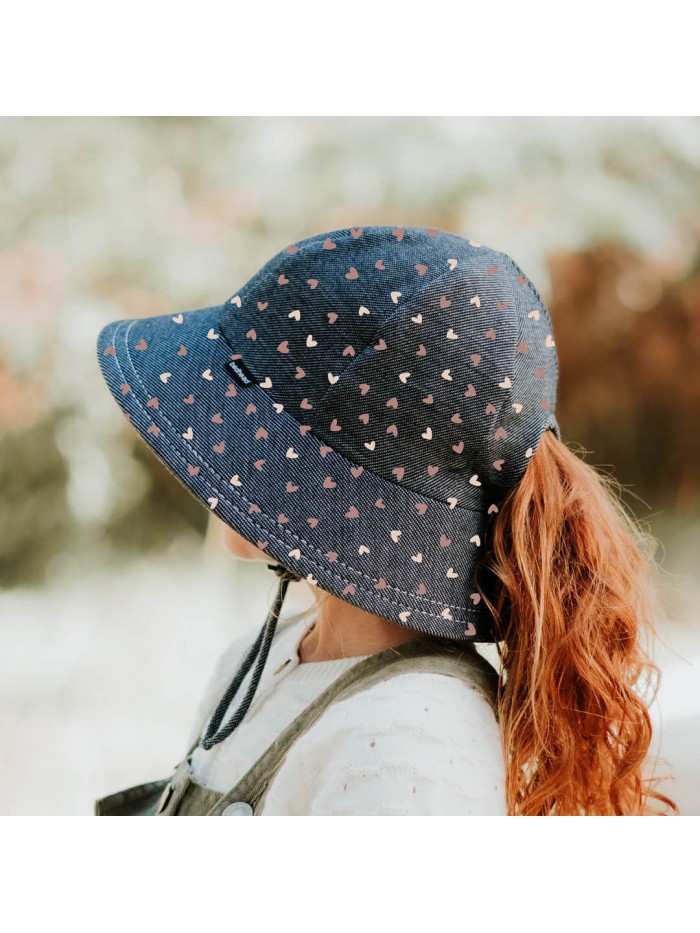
[200,562,302,750]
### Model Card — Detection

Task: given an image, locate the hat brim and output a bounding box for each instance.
[96,305,497,641]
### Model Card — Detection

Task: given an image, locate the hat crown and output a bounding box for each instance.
[218,225,559,508]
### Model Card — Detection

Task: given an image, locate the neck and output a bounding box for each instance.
[297,591,427,663]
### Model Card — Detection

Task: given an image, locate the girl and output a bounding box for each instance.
[95,224,677,816]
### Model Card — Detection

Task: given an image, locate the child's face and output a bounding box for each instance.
[222,524,271,563]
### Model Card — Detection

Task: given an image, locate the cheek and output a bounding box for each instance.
[222,525,243,555]
[222,525,262,560]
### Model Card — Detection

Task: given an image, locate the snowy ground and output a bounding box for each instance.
[1,546,698,815]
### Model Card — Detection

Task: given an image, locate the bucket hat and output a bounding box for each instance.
[96,224,560,744]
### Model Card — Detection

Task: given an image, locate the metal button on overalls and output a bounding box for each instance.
[222,801,254,816]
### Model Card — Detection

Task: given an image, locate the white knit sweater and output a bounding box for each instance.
[185,612,507,815]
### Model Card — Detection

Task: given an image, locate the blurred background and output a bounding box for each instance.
[0,116,698,814]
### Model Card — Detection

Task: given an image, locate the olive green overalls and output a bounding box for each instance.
[94,632,500,816]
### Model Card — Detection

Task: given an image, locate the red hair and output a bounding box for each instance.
[474,429,677,815]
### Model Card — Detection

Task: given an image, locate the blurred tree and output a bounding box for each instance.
[0,409,71,587]
[0,406,209,588]
[551,242,700,511]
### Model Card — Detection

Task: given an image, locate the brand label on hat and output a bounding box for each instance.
[225,357,258,387]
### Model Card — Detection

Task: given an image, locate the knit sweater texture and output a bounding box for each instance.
[185,612,507,815]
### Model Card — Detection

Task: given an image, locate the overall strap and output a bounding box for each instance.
[205,638,500,816]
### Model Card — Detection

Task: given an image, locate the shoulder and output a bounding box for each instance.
[317,669,500,740]
[261,669,507,816]
[305,669,502,762]
[341,667,497,718]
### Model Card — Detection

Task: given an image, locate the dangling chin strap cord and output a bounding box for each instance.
[199,562,302,750]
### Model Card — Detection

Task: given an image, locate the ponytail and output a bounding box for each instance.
[475,429,678,815]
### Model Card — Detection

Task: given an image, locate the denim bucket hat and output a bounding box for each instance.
[96,224,560,744]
